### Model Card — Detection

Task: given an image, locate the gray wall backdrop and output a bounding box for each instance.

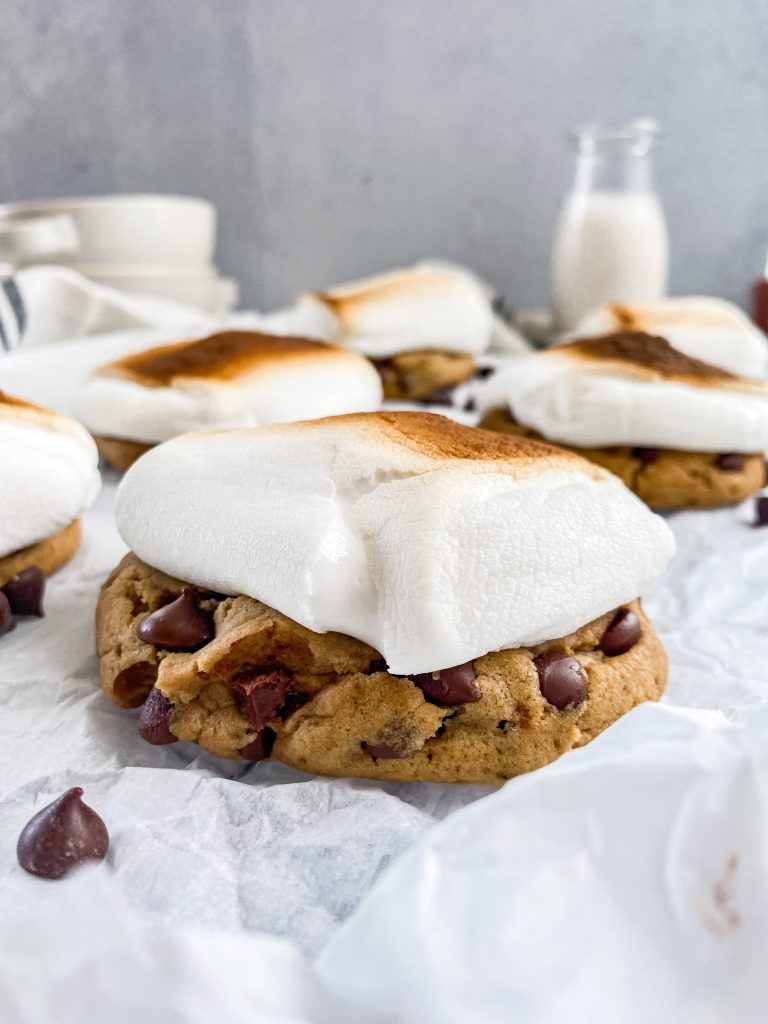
[1,0,767,312]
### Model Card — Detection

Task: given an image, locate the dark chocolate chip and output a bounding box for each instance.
[754,496,768,527]
[464,397,477,413]
[2,566,45,617]
[239,728,276,761]
[137,687,177,745]
[411,662,480,706]
[715,452,745,472]
[0,591,15,636]
[362,741,414,759]
[534,652,587,709]
[599,608,641,656]
[233,668,293,730]
[368,658,388,674]
[17,787,109,879]
[631,447,660,465]
[137,588,214,650]
[474,365,495,380]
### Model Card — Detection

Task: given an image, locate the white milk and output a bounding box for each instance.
[551,190,668,331]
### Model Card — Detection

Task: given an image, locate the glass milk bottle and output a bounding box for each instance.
[550,118,669,331]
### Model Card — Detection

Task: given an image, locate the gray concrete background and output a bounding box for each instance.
[1,0,767,312]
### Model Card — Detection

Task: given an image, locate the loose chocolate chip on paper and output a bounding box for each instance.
[715,453,744,472]
[0,591,15,636]
[599,608,641,656]
[412,662,480,706]
[631,447,660,465]
[17,787,109,879]
[2,566,45,617]
[137,687,177,745]
[137,588,214,650]
[534,652,587,709]
[754,496,768,527]
[239,728,276,761]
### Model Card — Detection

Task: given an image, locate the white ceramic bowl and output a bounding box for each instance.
[0,194,216,267]
[87,273,239,314]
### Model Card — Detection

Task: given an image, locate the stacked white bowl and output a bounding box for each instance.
[0,194,238,314]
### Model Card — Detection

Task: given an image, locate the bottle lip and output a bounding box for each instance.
[571,117,661,155]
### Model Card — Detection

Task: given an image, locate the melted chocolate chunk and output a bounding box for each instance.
[0,591,15,636]
[239,728,276,761]
[599,608,641,656]
[534,652,587,709]
[754,495,768,527]
[715,452,745,472]
[137,687,177,745]
[411,662,480,706]
[17,788,109,879]
[137,589,214,650]
[2,566,45,617]
[233,667,293,730]
[631,447,660,465]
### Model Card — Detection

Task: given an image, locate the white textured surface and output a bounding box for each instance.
[569,297,768,379]
[74,348,383,443]
[0,404,101,558]
[0,479,767,1021]
[116,418,674,673]
[479,350,768,451]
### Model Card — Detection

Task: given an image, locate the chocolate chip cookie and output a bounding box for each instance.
[0,519,82,588]
[96,553,667,784]
[373,349,476,400]
[480,407,766,510]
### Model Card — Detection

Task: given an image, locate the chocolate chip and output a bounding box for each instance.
[631,447,660,465]
[0,591,15,636]
[715,452,745,472]
[599,608,641,656]
[137,588,214,650]
[368,658,388,674]
[411,662,480,706]
[463,397,477,413]
[17,787,109,879]
[474,365,495,380]
[362,741,414,759]
[137,687,177,745]
[534,652,587,709]
[2,566,45,617]
[239,728,276,761]
[754,496,768,527]
[233,667,293,730]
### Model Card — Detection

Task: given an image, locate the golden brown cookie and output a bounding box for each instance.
[96,553,667,784]
[94,436,153,472]
[373,349,476,400]
[0,519,82,587]
[480,407,766,510]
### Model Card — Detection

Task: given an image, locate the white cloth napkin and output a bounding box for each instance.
[0,265,219,351]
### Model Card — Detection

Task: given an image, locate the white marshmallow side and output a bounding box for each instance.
[116,425,674,673]
[569,297,768,379]
[479,354,768,451]
[0,420,101,557]
[74,355,383,443]
[298,264,495,359]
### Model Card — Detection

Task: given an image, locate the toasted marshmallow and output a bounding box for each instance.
[74,330,383,444]
[569,297,768,379]
[0,392,101,558]
[480,332,768,452]
[297,263,497,359]
[116,411,674,674]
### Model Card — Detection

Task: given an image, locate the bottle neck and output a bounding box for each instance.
[573,144,655,195]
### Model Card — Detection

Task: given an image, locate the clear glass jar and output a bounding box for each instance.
[550,118,669,331]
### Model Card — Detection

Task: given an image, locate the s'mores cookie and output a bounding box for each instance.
[74,329,383,470]
[0,392,100,587]
[570,297,768,379]
[96,412,674,784]
[297,264,502,400]
[479,332,768,510]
